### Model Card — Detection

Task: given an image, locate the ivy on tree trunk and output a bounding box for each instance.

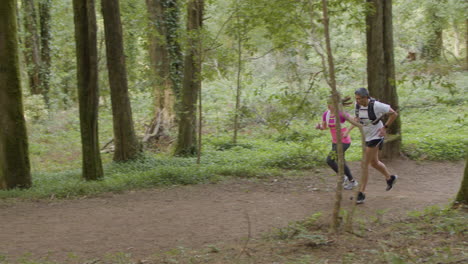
[145,0,182,145]
[22,0,42,95]
[39,0,52,107]
[174,0,204,157]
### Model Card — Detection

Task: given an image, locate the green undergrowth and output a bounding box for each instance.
[401,105,467,160]
[0,137,324,200]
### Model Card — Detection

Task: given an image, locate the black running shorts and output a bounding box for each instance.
[366,138,384,150]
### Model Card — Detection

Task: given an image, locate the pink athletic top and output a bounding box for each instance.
[322,110,351,144]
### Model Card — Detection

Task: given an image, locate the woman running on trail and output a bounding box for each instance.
[352,87,399,204]
[316,96,358,190]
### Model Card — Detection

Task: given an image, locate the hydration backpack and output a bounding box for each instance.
[355,98,380,125]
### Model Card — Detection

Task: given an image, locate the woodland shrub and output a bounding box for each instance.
[400,104,466,160]
[23,94,49,121]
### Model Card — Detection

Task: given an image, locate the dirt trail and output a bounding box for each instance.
[0,160,463,262]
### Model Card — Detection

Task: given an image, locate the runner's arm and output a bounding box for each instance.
[379,107,397,136]
[315,120,328,130]
[384,108,398,128]
[344,124,354,136]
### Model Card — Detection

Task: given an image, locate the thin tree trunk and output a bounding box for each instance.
[174,0,204,156]
[0,0,32,189]
[101,0,141,161]
[39,0,52,107]
[196,2,204,164]
[72,0,103,180]
[366,0,401,160]
[197,75,202,164]
[307,0,328,82]
[466,19,468,69]
[454,156,468,206]
[233,3,242,144]
[22,0,42,95]
[321,0,345,233]
[452,21,460,57]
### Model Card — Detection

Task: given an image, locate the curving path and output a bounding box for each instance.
[0,160,463,262]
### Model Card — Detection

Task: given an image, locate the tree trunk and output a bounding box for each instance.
[421,1,444,60]
[454,156,468,206]
[0,0,32,189]
[366,0,401,160]
[174,0,204,156]
[164,0,183,99]
[452,21,460,57]
[233,3,242,144]
[72,0,103,180]
[39,0,52,107]
[101,0,141,161]
[145,0,182,145]
[321,0,345,233]
[22,0,42,95]
[466,19,468,70]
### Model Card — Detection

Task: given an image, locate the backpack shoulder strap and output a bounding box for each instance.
[368,98,377,121]
[355,103,360,118]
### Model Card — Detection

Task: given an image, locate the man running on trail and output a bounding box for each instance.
[352,87,399,204]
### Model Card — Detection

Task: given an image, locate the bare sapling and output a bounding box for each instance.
[320,0,345,232]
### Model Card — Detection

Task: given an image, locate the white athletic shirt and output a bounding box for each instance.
[357,100,390,142]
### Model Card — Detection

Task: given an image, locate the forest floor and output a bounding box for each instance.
[0,160,465,264]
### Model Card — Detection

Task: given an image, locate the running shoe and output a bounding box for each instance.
[342,176,349,187]
[386,175,398,191]
[356,192,366,204]
[344,180,358,190]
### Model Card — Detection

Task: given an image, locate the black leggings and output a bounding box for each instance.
[326,143,353,181]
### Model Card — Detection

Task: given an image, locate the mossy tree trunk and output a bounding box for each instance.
[22,0,42,95]
[146,0,176,141]
[421,1,446,61]
[0,0,32,189]
[145,0,182,145]
[164,0,183,99]
[101,0,141,161]
[366,0,401,160]
[39,0,52,107]
[72,0,103,180]
[174,0,204,157]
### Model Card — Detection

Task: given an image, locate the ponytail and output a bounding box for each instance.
[341,96,352,107]
[327,95,353,107]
